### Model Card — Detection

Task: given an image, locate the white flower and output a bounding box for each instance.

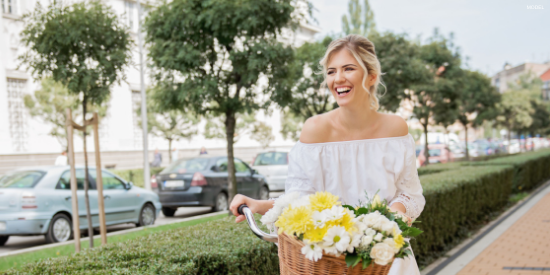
[354,219,368,232]
[370,243,395,266]
[361,235,373,248]
[347,233,362,253]
[291,194,311,208]
[322,245,341,257]
[322,205,345,221]
[381,221,399,235]
[301,241,323,262]
[323,226,350,253]
[363,211,386,230]
[365,228,377,237]
[383,238,400,253]
[393,226,402,237]
[260,208,280,230]
[374,233,384,242]
[311,211,327,228]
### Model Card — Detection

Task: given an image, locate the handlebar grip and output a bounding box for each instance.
[237,204,248,215]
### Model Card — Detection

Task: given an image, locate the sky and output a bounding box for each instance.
[312,0,550,76]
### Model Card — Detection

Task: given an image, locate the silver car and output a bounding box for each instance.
[251,151,289,191]
[0,166,161,245]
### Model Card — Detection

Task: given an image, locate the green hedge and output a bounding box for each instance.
[412,165,514,264]
[2,216,278,275]
[110,167,164,188]
[417,162,462,176]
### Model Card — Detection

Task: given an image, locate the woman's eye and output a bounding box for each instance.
[327,71,335,75]
[345,67,354,71]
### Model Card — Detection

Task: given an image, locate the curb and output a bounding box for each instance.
[0,210,229,258]
[420,180,550,275]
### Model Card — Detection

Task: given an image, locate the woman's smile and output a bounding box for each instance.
[335,86,353,97]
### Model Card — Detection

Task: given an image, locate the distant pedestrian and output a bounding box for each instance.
[55,151,68,166]
[199,147,208,155]
[151,149,162,167]
[171,148,179,163]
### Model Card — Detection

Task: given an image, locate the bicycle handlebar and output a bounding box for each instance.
[238,204,278,243]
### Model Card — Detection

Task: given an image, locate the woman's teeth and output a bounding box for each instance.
[336,87,351,95]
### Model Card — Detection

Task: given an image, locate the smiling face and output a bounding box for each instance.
[326,48,376,108]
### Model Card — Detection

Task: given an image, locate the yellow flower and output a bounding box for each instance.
[372,194,382,208]
[304,226,328,242]
[327,212,356,233]
[309,191,340,212]
[275,206,313,235]
[394,234,405,249]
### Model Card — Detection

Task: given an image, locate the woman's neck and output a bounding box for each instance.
[336,101,378,132]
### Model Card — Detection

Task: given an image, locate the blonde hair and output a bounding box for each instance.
[319,34,383,111]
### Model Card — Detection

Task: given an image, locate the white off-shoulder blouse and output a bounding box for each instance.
[284,133,425,274]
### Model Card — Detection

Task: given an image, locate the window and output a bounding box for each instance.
[162,158,210,174]
[90,170,126,190]
[216,158,228,172]
[131,90,143,149]
[57,169,96,190]
[7,78,27,151]
[0,171,45,189]
[253,152,288,166]
[234,159,250,173]
[2,0,17,15]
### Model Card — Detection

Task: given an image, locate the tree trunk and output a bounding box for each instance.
[82,98,93,248]
[423,123,429,166]
[168,139,173,163]
[225,112,238,202]
[463,122,469,161]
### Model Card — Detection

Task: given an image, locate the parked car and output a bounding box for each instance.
[417,144,454,166]
[0,166,161,245]
[251,150,289,191]
[155,156,269,217]
[503,139,521,154]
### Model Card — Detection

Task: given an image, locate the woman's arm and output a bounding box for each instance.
[229,194,275,223]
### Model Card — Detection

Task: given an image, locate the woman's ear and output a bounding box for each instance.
[368,73,378,87]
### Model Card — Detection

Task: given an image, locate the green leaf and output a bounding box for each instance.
[356,207,369,216]
[405,227,423,237]
[362,258,372,269]
[342,205,356,214]
[345,254,361,268]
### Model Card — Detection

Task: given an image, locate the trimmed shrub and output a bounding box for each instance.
[413,164,514,265]
[3,216,279,275]
[417,162,462,176]
[110,167,164,188]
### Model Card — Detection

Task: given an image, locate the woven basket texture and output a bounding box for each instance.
[278,233,392,275]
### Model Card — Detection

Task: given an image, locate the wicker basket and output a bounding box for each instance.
[278,233,392,275]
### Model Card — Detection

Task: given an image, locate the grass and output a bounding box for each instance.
[508,192,529,203]
[0,213,226,272]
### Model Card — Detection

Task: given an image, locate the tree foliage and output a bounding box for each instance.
[145,0,298,200]
[24,78,108,151]
[341,0,376,37]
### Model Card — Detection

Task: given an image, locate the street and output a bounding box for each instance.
[0,191,284,255]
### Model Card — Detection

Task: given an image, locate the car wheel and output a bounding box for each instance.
[259,185,269,200]
[45,213,73,244]
[162,207,176,217]
[0,236,9,246]
[213,192,228,212]
[137,203,156,227]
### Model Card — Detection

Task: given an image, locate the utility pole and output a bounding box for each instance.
[136,0,151,190]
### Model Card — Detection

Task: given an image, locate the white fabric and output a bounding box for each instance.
[285,133,424,275]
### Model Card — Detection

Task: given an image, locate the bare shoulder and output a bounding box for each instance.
[378,113,409,138]
[299,112,333,143]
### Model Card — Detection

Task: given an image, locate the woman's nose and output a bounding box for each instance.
[335,70,345,83]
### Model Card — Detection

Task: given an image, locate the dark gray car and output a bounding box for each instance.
[156,156,269,216]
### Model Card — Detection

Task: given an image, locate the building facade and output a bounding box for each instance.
[491,62,550,94]
[0,0,319,159]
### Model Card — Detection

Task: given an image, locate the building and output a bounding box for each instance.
[540,68,550,101]
[0,0,319,170]
[491,62,550,94]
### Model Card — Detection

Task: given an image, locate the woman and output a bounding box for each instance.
[229,34,425,274]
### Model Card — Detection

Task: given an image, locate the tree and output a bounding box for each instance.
[455,70,500,159]
[145,0,297,201]
[279,36,337,140]
[250,121,275,149]
[138,87,198,163]
[24,78,108,152]
[341,0,376,36]
[496,73,542,141]
[20,1,132,247]
[204,113,255,144]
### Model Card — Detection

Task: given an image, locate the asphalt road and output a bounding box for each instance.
[0,191,285,255]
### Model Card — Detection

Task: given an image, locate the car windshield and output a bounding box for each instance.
[0,170,46,189]
[429,149,441,157]
[161,158,210,174]
[254,152,288,166]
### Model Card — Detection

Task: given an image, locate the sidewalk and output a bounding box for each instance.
[427,181,550,275]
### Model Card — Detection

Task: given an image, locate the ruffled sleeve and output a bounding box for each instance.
[284,144,317,198]
[389,135,425,219]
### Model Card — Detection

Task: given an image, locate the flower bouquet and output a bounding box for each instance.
[261,191,422,274]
